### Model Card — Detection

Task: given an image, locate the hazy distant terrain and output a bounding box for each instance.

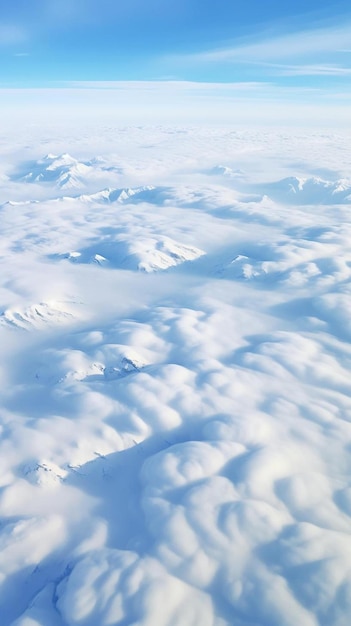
[1,123,351,626]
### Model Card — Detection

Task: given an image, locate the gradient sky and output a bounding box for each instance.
[1,0,351,87]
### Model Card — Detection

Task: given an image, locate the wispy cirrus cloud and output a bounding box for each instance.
[166,21,351,84]
[184,22,351,63]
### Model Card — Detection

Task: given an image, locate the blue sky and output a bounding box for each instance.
[0,0,351,88]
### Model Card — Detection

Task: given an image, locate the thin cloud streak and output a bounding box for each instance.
[63,80,267,91]
[254,62,351,76]
[279,65,351,76]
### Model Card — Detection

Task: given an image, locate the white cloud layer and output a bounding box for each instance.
[1,120,351,626]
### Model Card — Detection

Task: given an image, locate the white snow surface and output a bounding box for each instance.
[1,124,351,626]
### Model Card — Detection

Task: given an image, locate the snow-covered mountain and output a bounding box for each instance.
[61,236,205,272]
[20,153,93,188]
[15,153,123,190]
[77,185,156,203]
[259,175,351,204]
[0,300,84,330]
